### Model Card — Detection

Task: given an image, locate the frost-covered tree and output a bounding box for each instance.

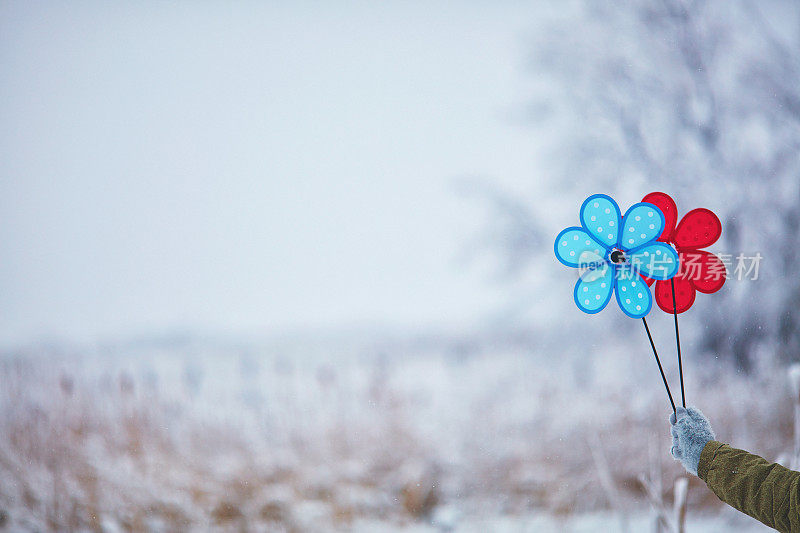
[484,0,800,371]
[550,0,800,371]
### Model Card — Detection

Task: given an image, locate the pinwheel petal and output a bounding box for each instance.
[615,266,653,318]
[674,208,722,250]
[620,203,664,250]
[573,263,615,314]
[580,194,621,249]
[682,250,726,294]
[577,251,609,282]
[628,242,680,280]
[555,227,607,268]
[642,192,678,242]
[654,276,696,314]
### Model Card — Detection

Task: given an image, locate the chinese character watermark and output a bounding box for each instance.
[577,250,762,282]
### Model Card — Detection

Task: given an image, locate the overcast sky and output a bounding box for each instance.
[0,2,548,345]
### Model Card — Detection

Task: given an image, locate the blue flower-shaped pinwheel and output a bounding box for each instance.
[554,194,681,318]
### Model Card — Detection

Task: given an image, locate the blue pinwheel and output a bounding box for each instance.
[554,194,681,319]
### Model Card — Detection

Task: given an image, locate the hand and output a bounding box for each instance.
[670,406,715,476]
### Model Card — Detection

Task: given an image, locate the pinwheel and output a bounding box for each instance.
[555,194,682,412]
[640,192,726,409]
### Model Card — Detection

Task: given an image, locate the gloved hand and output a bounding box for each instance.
[669,406,715,476]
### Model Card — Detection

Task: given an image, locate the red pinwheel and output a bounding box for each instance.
[641,192,726,313]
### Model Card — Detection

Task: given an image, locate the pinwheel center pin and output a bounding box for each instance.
[609,249,627,264]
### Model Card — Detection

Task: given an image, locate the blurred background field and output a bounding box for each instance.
[0,333,792,531]
[2,0,800,531]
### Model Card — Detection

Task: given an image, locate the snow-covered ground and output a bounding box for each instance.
[0,332,786,531]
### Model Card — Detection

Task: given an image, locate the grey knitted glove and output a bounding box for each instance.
[669,406,715,476]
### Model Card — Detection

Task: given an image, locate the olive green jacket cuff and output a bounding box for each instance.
[698,440,800,533]
[697,439,725,480]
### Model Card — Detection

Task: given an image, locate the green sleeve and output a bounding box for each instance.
[698,440,800,533]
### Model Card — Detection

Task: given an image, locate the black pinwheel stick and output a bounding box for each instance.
[671,278,686,408]
[642,316,676,414]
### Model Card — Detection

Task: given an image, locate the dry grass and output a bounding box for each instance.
[0,341,793,531]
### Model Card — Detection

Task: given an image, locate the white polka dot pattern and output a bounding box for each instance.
[620,203,664,250]
[615,265,652,318]
[580,194,621,249]
[573,263,614,314]
[554,227,605,268]
[628,242,680,280]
